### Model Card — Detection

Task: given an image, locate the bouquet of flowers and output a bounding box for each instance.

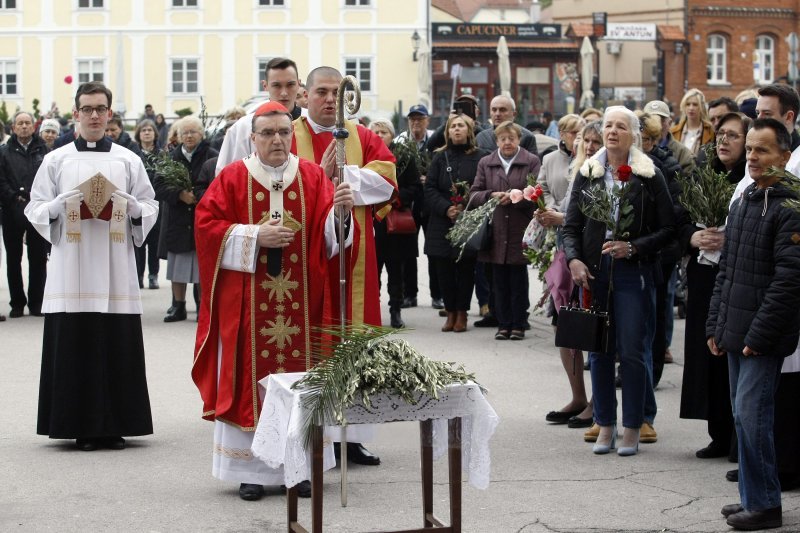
[450,180,470,205]
[579,165,634,240]
[292,326,477,448]
[674,145,736,228]
[146,151,192,192]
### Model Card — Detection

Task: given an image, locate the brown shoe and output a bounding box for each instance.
[584,423,600,442]
[664,349,674,364]
[441,312,456,332]
[453,310,467,332]
[640,422,658,443]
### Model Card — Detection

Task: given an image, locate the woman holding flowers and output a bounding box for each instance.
[679,112,751,460]
[470,121,541,340]
[563,106,676,456]
[424,114,489,332]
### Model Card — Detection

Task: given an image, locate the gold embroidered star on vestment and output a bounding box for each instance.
[261,269,298,302]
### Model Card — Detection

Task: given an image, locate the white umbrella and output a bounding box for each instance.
[579,36,595,110]
[497,36,511,98]
[417,38,432,109]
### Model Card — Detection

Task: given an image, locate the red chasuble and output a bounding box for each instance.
[291,117,397,327]
[192,158,333,430]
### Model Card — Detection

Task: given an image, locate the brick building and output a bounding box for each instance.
[686,1,800,101]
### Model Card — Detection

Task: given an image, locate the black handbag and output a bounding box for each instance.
[555,286,612,353]
[462,211,492,254]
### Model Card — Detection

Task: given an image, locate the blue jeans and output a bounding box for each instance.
[729,351,784,511]
[589,256,656,429]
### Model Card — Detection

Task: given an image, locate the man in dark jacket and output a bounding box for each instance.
[105,114,144,158]
[0,111,50,317]
[706,118,800,531]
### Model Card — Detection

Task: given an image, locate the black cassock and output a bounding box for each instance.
[37,313,153,439]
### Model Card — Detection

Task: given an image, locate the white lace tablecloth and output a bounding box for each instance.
[251,372,500,490]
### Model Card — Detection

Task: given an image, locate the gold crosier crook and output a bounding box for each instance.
[333,74,360,508]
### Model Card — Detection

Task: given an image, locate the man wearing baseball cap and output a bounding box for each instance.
[643,100,695,173]
[396,104,434,152]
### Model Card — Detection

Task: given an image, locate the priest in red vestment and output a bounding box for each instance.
[192,102,354,501]
[291,66,397,329]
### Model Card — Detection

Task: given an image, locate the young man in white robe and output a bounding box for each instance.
[26,81,159,451]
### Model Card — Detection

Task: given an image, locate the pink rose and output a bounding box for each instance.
[509,189,524,203]
[522,185,537,202]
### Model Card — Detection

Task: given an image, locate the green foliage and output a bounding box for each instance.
[392,134,430,177]
[31,98,40,119]
[447,196,501,261]
[675,146,736,227]
[146,151,191,191]
[523,227,557,283]
[579,181,633,239]
[0,101,9,126]
[292,325,477,449]
[174,107,193,118]
[766,167,800,213]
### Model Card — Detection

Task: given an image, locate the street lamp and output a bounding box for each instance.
[412,30,421,62]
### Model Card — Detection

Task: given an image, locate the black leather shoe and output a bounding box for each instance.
[545,408,583,423]
[29,309,44,317]
[401,297,417,309]
[721,503,744,518]
[102,436,125,450]
[431,298,444,309]
[726,506,782,530]
[696,441,728,459]
[239,483,265,501]
[75,438,98,451]
[0,314,5,322]
[567,415,593,428]
[389,305,405,329]
[164,302,187,322]
[726,469,739,482]
[296,480,311,498]
[9,307,24,318]
[334,442,381,466]
[474,315,498,327]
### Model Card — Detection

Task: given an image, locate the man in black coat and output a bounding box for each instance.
[0,111,50,317]
[706,119,800,531]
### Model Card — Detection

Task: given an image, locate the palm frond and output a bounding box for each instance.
[292,324,477,449]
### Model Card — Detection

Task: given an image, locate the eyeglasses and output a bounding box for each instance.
[78,106,109,116]
[716,130,742,142]
[254,129,292,139]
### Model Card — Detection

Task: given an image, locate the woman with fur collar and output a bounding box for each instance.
[562,106,676,456]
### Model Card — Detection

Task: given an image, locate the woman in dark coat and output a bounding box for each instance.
[424,114,489,333]
[154,116,218,322]
[470,121,540,340]
[679,112,751,460]
[369,119,422,329]
[563,106,676,456]
[133,119,164,290]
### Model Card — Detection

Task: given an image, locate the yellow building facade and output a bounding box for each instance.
[0,0,428,121]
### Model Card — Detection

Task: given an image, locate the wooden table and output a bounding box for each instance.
[287,418,463,533]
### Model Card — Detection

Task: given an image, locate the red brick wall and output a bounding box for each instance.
[685,1,800,102]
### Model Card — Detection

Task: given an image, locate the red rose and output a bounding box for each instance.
[617,165,632,182]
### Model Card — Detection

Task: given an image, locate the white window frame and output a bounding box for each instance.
[256,57,273,94]
[755,34,775,85]
[343,0,371,7]
[77,0,104,8]
[0,0,18,10]
[0,60,18,96]
[706,33,727,84]
[76,58,105,84]
[257,0,286,7]
[344,57,373,93]
[170,57,200,95]
[171,0,199,8]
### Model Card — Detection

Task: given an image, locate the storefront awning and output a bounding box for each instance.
[433,40,578,53]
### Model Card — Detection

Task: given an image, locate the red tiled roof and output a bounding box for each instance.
[658,25,685,41]
[565,23,593,38]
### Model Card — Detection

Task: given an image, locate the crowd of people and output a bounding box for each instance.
[2,56,800,530]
